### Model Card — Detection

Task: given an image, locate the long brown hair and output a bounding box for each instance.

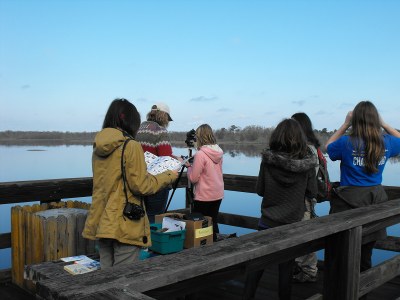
[350,101,385,173]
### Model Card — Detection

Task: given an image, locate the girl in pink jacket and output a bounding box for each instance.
[187,124,224,241]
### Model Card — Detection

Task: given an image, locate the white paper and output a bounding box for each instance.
[60,255,88,262]
[144,151,184,175]
[162,217,186,232]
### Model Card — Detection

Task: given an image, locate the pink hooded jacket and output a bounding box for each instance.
[187,145,224,201]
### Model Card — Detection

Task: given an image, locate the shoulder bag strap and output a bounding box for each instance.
[120,139,131,206]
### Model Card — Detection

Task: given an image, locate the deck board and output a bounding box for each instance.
[5,264,399,300]
[0,282,34,300]
[194,263,400,300]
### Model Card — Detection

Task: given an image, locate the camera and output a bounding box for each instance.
[185,129,196,148]
[123,202,145,220]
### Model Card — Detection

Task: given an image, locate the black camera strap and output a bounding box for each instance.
[120,138,148,244]
[121,138,145,208]
[120,138,132,210]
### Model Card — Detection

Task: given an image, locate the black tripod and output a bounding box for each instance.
[164,147,194,213]
[164,129,196,213]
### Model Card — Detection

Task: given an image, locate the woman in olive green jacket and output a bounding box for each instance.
[83,99,178,268]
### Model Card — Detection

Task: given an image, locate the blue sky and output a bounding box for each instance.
[1,0,400,132]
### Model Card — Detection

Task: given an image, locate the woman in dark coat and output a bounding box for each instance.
[243,118,317,300]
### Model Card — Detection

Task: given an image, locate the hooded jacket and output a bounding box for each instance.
[187,145,224,201]
[257,149,317,227]
[82,128,176,247]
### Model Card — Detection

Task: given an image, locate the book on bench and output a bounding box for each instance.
[62,255,100,275]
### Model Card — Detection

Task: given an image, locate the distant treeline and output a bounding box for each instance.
[0,125,335,147]
[0,130,97,141]
[170,125,333,147]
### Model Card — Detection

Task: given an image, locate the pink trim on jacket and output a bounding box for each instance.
[187,145,224,201]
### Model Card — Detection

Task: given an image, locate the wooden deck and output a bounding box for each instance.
[3,263,400,299]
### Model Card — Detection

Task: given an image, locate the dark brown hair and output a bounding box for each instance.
[291,112,320,148]
[269,118,308,158]
[102,98,141,137]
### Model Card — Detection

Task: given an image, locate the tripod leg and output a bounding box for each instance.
[164,166,185,213]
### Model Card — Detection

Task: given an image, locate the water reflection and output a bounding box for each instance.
[175,143,265,158]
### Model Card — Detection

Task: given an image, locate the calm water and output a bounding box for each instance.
[1,145,399,269]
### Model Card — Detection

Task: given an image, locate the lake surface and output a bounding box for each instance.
[1,144,399,269]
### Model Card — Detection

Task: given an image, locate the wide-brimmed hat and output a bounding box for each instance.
[151,102,173,121]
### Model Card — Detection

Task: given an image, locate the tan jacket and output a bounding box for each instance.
[82,128,176,247]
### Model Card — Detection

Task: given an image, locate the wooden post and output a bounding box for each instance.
[324,226,362,300]
[11,201,92,291]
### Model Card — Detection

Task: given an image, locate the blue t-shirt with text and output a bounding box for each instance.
[327,135,400,186]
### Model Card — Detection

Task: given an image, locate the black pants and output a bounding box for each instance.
[192,199,222,241]
[359,241,375,300]
[243,259,294,300]
[243,225,294,300]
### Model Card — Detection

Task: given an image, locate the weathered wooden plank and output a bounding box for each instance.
[363,215,400,237]
[75,213,87,255]
[32,212,45,265]
[146,266,245,299]
[0,210,391,252]
[176,173,257,193]
[34,200,400,299]
[384,185,400,201]
[324,226,362,300]
[45,217,58,261]
[0,178,93,204]
[2,177,400,206]
[218,212,258,230]
[359,253,400,297]
[11,206,25,287]
[306,294,323,300]
[0,232,11,249]
[0,174,258,205]
[25,206,33,267]
[57,216,68,259]
[375,236,400,252]
[0,268,11,283]
[68,287,156,300]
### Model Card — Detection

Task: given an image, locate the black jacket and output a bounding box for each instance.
[257,150,317,227]
[330,185,388,240]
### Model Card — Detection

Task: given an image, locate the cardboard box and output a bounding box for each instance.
[155,213,213,248]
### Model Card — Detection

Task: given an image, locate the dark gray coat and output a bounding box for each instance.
[257,150,317,227]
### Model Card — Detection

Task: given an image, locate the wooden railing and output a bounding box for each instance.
[28,200,400,300]
[1,175,400,299]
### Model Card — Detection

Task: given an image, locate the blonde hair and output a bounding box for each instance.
[146,105,170,128]
[196,124,217,148]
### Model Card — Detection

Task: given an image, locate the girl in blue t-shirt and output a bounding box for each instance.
[326,100,400,299]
